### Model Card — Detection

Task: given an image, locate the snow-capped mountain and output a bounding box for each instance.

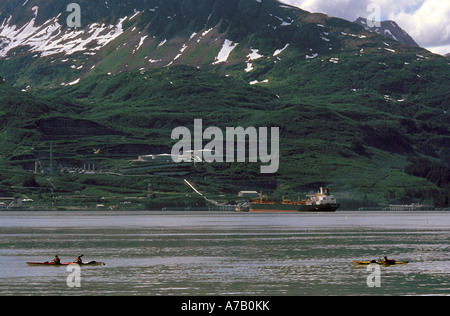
[0,7,127,58]
[0,0,308,88]
[0,0,437,90]
[354,17,419,47]
[0,0,303,59]
[0,0,163,58]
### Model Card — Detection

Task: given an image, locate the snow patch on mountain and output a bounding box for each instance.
[157,39,167,48]
[273,43,289,56]
[0,7,131,57]
[212,39,238,65]
[247,49,263,61]
[245,48,263,72]
[134,35,148,53]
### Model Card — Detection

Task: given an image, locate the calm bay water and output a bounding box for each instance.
[0,211,449,296]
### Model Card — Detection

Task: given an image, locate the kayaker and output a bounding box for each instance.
[75,255,83,264]
[384,256,396,264]
[52,255,60,264]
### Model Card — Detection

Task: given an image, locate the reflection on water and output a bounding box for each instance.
[0,211,449,296]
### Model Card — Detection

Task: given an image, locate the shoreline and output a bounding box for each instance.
[1,207,449,212]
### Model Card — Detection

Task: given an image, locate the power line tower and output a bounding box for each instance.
[49,142,54,174]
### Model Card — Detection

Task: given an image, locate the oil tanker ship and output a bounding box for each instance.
[238,188,339,213]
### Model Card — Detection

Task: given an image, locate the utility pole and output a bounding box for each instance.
[49,142,54,174]
[147,182,153,199]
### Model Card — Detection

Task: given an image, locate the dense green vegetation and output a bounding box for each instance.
[0,0,449,209]
[405,160,450,207]
[2,59,448,209]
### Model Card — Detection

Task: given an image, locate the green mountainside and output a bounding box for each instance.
[0,0,449,209]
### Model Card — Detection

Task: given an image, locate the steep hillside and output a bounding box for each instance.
[45,61,450,207]
[0,0,442,92]
[1,0,308,89]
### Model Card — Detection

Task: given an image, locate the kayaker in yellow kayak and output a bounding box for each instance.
[353,257,408,265]
[383,256,396,264]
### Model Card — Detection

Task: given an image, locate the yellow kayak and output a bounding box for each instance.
[353,260,408,266]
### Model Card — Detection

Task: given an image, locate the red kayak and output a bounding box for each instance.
[27,261,105,266]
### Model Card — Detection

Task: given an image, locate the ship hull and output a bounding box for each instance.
[248,203,339,213]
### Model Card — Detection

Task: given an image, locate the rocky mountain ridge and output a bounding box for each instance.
[354,17,419,47]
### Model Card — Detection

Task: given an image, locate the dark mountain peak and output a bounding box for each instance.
[354,17,419,47]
